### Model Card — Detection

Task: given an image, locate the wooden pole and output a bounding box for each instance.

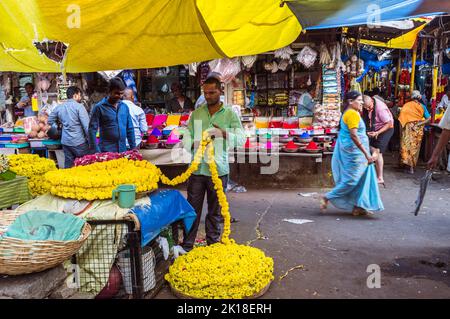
[410,42,417,94]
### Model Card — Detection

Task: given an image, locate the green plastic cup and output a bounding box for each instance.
[112,184,136,208]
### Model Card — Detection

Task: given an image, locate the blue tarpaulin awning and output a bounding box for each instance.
[286,0,448,30]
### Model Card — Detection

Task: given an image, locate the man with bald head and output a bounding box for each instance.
[122,88,148,148]
[362,94,394,186]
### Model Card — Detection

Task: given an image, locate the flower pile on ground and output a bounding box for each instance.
[74,149,142,166]
[162,132,274,299]
[8,154,57,195]
[166,243,274,299]
[45,158,159,200]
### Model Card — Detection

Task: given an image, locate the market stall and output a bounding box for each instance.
[0,153,197,299]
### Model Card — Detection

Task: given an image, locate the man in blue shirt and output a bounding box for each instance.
[88,77,136,153]
[48,86,90,168]
[16,83,37,117]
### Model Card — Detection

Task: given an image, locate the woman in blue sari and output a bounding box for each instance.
[321,91,384,216]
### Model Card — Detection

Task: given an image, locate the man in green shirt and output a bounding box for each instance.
[181,76,245,252]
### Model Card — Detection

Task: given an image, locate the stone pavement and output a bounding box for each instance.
[155,161,450,299]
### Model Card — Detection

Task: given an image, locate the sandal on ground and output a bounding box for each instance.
[352,207,374,217]
[230,217,240,223]
[320,197,329,212]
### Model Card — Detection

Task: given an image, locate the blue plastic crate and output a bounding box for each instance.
[0,135,12,142]
[42,139,61,146]
[5,142,29,148]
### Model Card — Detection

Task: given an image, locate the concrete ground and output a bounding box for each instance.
[155,153,450,299]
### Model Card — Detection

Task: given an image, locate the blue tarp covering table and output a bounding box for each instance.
[131,189,196,247]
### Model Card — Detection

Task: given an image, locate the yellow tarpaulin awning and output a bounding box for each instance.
[0,0,301,72]
[359,18,431,50]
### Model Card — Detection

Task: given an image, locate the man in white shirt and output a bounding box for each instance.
[437,86,450,111]
[123,88,148,148]
[428,105,450,172]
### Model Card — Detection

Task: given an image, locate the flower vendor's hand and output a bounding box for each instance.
[206,127,224,140]
[211,124,227,139]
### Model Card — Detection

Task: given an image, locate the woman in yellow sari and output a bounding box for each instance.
[398,90,431,174]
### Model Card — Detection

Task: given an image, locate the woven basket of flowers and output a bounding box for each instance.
[170,279,272,299]
[165,242,274,299]
[0,210,91,275]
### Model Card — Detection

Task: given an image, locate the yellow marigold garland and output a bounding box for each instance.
[161,132,274,299]
[8,154,57,196]
[158,134,210,186]
[44,158,160,201]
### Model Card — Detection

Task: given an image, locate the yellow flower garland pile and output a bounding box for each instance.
[44,158,160,200]
[162,132,274,299]
[8,154,57,196]
[166,243,274,299]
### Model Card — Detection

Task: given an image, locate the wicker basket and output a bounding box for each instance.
[0,210,91,275]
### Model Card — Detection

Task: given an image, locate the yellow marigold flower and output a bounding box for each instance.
[45,158,159,200]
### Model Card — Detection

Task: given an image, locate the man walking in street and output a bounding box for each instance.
[48,86,90,168]
[88,77,136,153]
[180,76,245,253]
[122,88,148,148]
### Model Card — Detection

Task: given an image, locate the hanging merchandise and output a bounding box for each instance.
[122,70,138,102]
[208,59,220,71]
[241,55,257,69]
[188,63,198,77]
[353,55,363,77]
[210,58,242,83]
[199,62,210,85]
[345,54,365,78]
[274,45,294,60]
[296,46,318,69]
[0,84,5,112]
[399,69,411,85]
[273,91,288,106]
[350,78,362,93]
[319,43,331,65]
[329,44,337,69]
[97,70,123,81]
[437,77,448,103]
[270,61,279,73]
[37,73,50,92]
[277,59,290,72]
[264,62,273,72]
